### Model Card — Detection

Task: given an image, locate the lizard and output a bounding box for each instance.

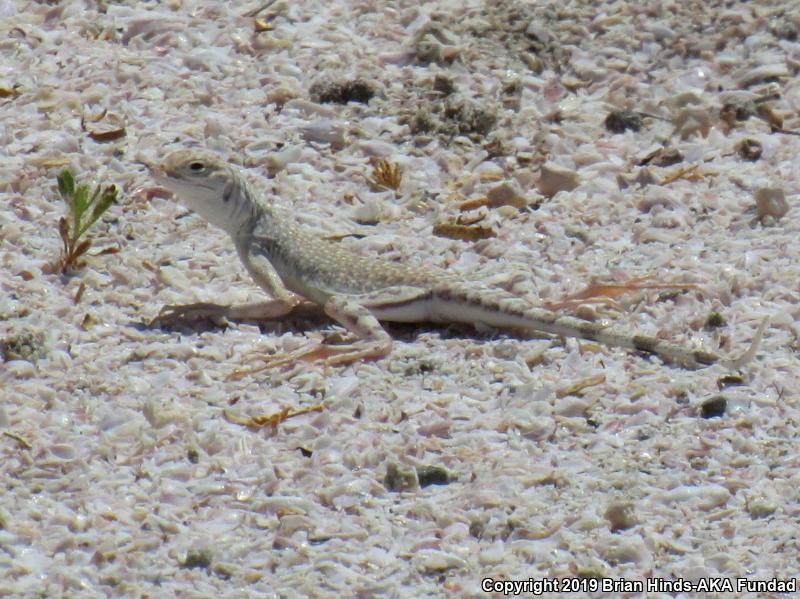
[145,149,766,374]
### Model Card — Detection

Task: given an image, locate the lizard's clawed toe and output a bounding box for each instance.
[150,302,229,327]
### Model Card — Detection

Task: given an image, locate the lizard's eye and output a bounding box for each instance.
[188,161,205,173]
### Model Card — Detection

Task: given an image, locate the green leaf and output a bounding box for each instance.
[80,185,117,237]
[72,184,90,227]
[57,169,75,200]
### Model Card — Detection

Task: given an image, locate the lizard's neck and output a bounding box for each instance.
[211,176,268,240]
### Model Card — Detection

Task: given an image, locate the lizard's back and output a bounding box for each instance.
[246,210,441,303]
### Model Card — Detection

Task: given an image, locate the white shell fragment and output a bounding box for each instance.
[537,162,580,197]
[754,186,790,221]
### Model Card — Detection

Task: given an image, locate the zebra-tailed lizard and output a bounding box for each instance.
[146,149,766,374]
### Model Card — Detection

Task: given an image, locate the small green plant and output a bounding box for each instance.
[55,169,117,273]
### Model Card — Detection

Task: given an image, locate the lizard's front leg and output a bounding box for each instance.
[152,245,311,326]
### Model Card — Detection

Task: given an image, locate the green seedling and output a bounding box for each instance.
[55,169,117,273]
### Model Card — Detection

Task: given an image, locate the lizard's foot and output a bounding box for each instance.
[150,302,229,326]
[228,294,396,379]
[151,299,312,327]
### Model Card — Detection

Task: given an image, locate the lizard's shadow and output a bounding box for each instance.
[140,302,508,342]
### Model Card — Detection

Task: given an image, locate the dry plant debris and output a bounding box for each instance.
[2,431,32,450]
[432,222,494,241]
[562,277,699,303]
[223,404,324,431]
[0,84,21,98]
[659,164,704,185]
[81,109,126,142]
[369,158,402,191]
[555,374,606,398]
[604,109,643,133]
[310,78,375,105]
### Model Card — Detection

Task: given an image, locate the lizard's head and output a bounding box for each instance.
[150,150,249,234]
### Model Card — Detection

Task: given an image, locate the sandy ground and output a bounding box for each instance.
[1,1,799,597]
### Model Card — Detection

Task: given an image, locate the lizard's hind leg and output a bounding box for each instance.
[229,295,394,378]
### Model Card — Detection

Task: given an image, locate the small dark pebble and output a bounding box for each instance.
[182,548,213,570]
[720,101,755,126]
[638,147,683,167]
[704,312,726,329]
[187,447,199,464]
[605,110,642,133]
[604,501,637,531]
[1,330,47,362]
[432,74,455,95]
[700,396,727,419]
[384,462,417,492]
[771,19,798,41]
[416,465,451,488]
[310,79,374,104]
[468,520,485,539]
[212,563,234,580]
[736,138,762,162]
[717,374,745,390]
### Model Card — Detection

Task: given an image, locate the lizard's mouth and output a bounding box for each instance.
[135,159,165,179]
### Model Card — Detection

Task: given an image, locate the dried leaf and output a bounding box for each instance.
[87,126,126,142]
[556,374,606,398]
[0,85,21,98]
[91,246,120,257]
[660,164,701,185]
[2,431,32,450]
[565,277,700,302]
[34,156,73,167]
[455,212,486,226]
[83,108,108,123]
[74,282,87,304]
[58,216,70,249]
[432,222,494,241]
[254,18,273,32]
[459,196,490,211]
[756,104,783,130]
[82,111,127,142]
[224,404,324,430]
[369,158,402,191]
[478,171,504,182]
[71,239,92,261]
